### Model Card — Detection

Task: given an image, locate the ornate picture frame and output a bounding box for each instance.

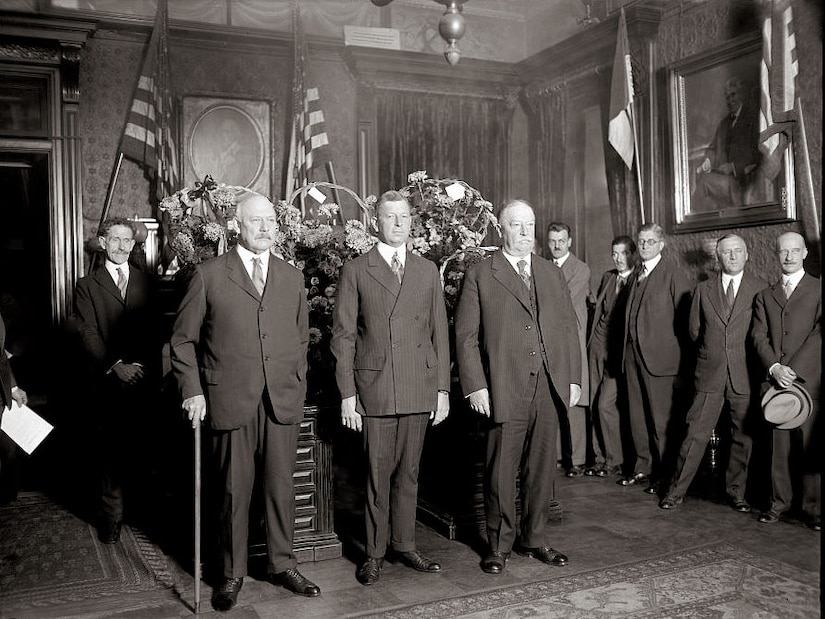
[181,95,272,196]
[668,34,795,233]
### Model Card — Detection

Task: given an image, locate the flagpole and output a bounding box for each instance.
[796,98,820,239]
[90,151,125,272]
[630,103,645,225]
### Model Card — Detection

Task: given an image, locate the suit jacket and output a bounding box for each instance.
[751,272,821,394]
[74,265,159,380]
[705,104,760,187]
[455,251,581,423]
[623,257,693,377]
[559,253,591,399]
[587,269,631,402]
[689,270,765,394]
[171,249,309,430]
[331,246,450,416]
[0,314,17,414]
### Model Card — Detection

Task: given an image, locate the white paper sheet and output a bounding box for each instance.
[1,401,54,455]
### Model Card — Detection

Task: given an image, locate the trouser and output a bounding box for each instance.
[486,370,560,552]
[591,372,626,470]
[212,397,300,578]
[558,405,586,468]
[769,399,820,519]
[362,413,429,558]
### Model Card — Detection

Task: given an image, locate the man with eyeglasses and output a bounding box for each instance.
[751,232,820,531]
[74,217,160,544]
[619,223,692,495]
[659,234,764,511]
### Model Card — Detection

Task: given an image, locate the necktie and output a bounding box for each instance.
[637,264,648,282]
[616,275,627,295]
[251,257,265,295]
[116,267,127,299]
[782,278,793,300]
[517,260,531,289]
[725,278,735,311]
[391,252,404,284]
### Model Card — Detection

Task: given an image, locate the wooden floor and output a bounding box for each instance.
[2,439,819,619]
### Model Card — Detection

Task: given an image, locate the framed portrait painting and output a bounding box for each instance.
[181,96,272,196]
[667,34,795,233]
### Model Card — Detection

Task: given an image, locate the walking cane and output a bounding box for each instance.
[194,422,201,614]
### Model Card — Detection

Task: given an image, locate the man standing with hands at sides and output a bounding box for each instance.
[75,218,159,544]
[331,190,450,586]
[547,222,591,478]
[171,193,321,612]
[587,236,637,478]
[752,232,820,531]
[456,200,580,575]
[619,223,692,495]
[660,234,764,511]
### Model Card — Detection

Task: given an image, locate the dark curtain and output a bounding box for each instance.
[376,90,514,207]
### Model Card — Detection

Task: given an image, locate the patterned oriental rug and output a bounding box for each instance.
[354,543,819,619]
[0,493,176,618]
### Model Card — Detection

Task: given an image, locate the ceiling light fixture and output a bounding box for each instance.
[437,0,466,66]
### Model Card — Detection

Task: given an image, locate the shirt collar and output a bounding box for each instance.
[618,269,634,279]
[642,253,662,273]
[237,244,270,271]
[553,252,570,268]
[105,260,128,280]
[376,241,406,266]
[502,250,531,273]
[721,271,744,287]
[783,269,805,287]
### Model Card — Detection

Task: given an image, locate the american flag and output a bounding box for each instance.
[758,0,797,179]
[120,0,179,201]
[608,8,635,170]
[285,0,331,197]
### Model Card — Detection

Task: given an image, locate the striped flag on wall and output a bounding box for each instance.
[758,0,797,179]
[608,8,635,169]
[120,0,179,200]
[285,1,331,197]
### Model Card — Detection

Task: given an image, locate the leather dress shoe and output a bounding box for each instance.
[356,557,383,586]
[584,465,608,477]
[618,472,648,486]
[732,499,751,513]
[566,465,584,478]
[659,495,683,510]
[268,568,321,597]
[758,510,780,524]
[97,520,122,544]
[212,577,243,611]
[520,545,568,566]
[643,481,660,495]
[481,550,509,574]
[393,549,441,572]
[808,518,821,532]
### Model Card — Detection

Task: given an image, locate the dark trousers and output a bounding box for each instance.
[486,370,560,553]
[667,382,753,501]
[625,343,677,479]
[591,371,627,470]
[769,399,820,519]
[212,397,300,578]
[362,413,429,558]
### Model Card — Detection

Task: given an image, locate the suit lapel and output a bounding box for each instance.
[770,281,787,309]
[708,275,730,323]
[492,251,532,314]
[395,254,426,312]
[728,272,756,320]
[226,248,261,300]
[93,266,124,305]
[366,246,402,297]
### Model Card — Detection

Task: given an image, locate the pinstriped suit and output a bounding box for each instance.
[665,270,765,502]
[331,245,450,558]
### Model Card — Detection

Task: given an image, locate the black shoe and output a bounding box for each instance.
[566,465,584,478]
[519,545,568,566]
[212,577,243,611]
[393,549,441,572]
[758,510,780,524]
[643,480,660,495]
[268,568,321,597]
[659,495,683,510]
[97,520,122,544]
[618,472,649,486]
[356,557,383,586]
[481,550,509,574]
[808,517,821,532]
[731,499,751,513]
[584,465,608,477]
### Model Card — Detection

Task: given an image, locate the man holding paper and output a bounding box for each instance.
[0,310,28,504]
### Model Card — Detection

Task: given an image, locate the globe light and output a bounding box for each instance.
[438,1,466,66]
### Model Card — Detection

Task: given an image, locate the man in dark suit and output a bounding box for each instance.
[751,232,821,531]
[0,310,28,504]
[171,193,320,611]
[693,77,761,210]
[587,235,636,478]
[619,223,692,494]
[456,200,580,575]
[74,218,159,544]
[547,222,591,478]
[660,234,765,511]
[331,190,450,586]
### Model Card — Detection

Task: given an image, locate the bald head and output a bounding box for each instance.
[775,232,808,275]
[236,193,277,254]
[499,200,535,258]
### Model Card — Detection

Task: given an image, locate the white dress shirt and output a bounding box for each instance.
[376,241,406,269]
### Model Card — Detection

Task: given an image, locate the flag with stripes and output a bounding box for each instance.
[758,0,797,180]
[120,0,179,200]
[286,1,330,197]
[608,9,635,169]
